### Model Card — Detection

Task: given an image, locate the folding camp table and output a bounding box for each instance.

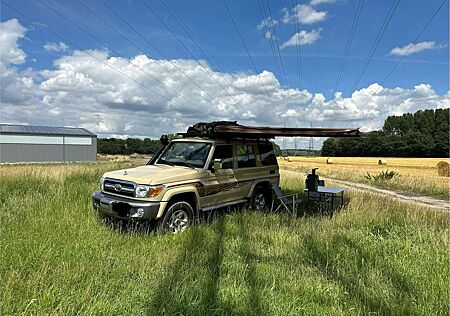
[304,186,346,218]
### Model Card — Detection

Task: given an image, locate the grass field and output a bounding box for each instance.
[1,162,449,315]
[279,156,450,199]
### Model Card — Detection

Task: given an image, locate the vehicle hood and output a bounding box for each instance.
[103,165,202,185]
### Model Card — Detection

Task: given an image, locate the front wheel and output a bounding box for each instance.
[158,200,194,233]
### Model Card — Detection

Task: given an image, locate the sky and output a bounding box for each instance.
[0,0,449,149]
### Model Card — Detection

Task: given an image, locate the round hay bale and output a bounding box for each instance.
[378,159,387,165]
[287,157,292,162]
[326,158,333,164]
[437,161,450,177]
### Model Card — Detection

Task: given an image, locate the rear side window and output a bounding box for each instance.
[237,144,256,168]
[258,143,277,166]
[211,145,233,169]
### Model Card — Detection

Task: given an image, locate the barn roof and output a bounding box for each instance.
[0,124,96,137]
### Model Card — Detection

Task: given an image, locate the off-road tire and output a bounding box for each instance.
[158,200,194,234]
[250,186,271,211]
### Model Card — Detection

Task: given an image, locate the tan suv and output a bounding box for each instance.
[92,137,279,233]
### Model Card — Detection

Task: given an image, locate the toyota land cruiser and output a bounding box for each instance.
[92,134,279,233]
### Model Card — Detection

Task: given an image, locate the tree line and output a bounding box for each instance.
[322,108,449,158]
[97,138,161,155]
[98,137,283,157]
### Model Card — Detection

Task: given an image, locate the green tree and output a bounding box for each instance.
[272,141,282,156]
[321,138,338,156]
[322,108,449,158]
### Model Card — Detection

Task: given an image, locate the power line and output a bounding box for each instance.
[333,0,364,94]
[263,0,294,106]
[331,0,400,128]
[350,0,401,93]
[221,0,273,101]
[158,0,224,75]
[359,0,447,109]
[140,0,243,106]
[97,0,222,106]
[256,0,283,84]
[37,0,200,108]
[155,0,259,114]
[292,0,304,92]
[75,0,216,106]
[1,1,186,109]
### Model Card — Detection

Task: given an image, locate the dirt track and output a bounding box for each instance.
[323,177,449,211]
[281,168,449,211]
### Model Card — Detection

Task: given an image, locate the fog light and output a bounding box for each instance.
[131,208,145,218]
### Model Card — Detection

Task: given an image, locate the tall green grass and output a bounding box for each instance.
[1,163,448,315]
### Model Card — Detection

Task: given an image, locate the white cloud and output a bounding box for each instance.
[257,17,278,31]
[389,41,443,56]
[43,41,69,52]
[282,4,327,24]
[257,17,278,40]
[280,29,322,49]
[265,31,276,40]
[0,19,27,64]
[1,18,449,142]
[310,0,336,6]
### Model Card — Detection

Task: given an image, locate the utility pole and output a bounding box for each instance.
[294,137,297,156]
[308,121,314,157]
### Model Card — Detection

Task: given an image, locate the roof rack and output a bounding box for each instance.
[180,121,361,139]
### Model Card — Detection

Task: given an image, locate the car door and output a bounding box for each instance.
[201,144,238,208]
[233,143,257,200]
[256,142,279,185]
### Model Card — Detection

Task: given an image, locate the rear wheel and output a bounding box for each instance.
[158,200,194,233]
[251,187,271,211]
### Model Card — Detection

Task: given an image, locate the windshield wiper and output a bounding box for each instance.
[159,159,175,167]
[174,161,196,169]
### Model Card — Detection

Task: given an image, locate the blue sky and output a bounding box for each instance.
[0,0,449,146]
[3,0,448,95]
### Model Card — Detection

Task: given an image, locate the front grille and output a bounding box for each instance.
[103,178,135,197]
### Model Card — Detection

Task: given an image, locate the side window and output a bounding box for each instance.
[258,143,277,166]
[237,144,256,168]
[211,145,233,169]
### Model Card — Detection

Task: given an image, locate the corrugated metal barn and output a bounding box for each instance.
[0,124,97,163]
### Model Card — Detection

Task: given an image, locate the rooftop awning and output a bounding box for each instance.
[185,121,361,139]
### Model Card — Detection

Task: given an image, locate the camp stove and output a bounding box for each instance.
[305,168,320,191]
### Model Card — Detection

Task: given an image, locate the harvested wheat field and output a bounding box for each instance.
[279,157,450,199]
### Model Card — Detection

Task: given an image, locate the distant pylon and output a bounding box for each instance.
[308,122,314,156]
[294,137,297,156]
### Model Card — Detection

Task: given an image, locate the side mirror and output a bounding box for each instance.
[160,134,169,145]
[213,158,222,170]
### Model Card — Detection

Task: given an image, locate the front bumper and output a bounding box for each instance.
[92,191,159,219]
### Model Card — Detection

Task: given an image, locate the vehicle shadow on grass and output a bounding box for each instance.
[277,187,351,221]
[145,212,238,315]
[301,233,420,315]
[237,213,268,315]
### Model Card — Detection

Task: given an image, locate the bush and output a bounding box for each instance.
[365,170,399,181]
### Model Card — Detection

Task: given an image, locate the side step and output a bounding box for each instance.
[201,199,248,212]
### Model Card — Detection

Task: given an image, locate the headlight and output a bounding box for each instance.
[135,185,165,198]
[100,177,105,190]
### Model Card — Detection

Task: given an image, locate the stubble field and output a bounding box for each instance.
[278,156,449,199]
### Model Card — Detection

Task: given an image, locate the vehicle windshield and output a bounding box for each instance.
[157,141,212,168]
